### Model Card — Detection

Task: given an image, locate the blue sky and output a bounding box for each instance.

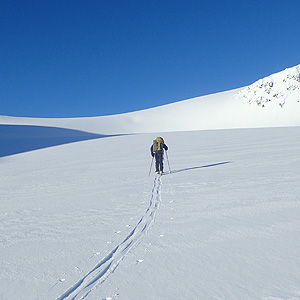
[1,0,300,118]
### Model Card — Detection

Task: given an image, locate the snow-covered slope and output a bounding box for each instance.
[1,64,300,134]
[1,65,300,300]
[1,127,300,300]
[236,64,300,108]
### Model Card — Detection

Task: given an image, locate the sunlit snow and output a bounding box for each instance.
[1,65,300,300]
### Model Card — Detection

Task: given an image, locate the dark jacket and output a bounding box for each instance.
[150,143,168,157]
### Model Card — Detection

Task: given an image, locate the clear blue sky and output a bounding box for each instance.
[1,0,300,118]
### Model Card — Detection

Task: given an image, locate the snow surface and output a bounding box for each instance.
[236,64,300,109]
[1,65,300,300]
[1,65,300,134]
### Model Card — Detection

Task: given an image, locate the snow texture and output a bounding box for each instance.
[1,65,300,300]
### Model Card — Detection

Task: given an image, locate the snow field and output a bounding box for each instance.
[1,127,300,299]
[0,134,155,300]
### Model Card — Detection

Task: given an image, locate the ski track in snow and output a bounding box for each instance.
[56,175,162,300]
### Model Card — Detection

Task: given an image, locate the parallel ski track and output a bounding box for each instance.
[57,175,162,300]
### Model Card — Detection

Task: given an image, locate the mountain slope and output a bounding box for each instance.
[237,64,300,108]
[1,65,300,300]
[1,64,300,135]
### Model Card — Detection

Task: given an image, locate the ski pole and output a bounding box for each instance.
[148,156,154,176]
[165,151,171,173]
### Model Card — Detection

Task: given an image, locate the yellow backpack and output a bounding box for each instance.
[153,137,163,152]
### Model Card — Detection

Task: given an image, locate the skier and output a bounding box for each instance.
[150,137,168,174]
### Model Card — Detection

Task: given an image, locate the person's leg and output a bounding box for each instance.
[155,154,159,172]
[160,154,164,173]
[156,153,163,173]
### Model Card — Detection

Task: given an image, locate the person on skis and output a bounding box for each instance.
[150,137,168,174]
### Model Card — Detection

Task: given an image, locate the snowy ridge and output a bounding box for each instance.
[1,65,300,134]
[236,64,300,108]
[57,175,162,300]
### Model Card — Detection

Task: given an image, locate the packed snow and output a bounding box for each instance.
[1,65,300,300]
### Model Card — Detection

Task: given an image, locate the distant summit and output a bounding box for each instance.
[236,64,300,108]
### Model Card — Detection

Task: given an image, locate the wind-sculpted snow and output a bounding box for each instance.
[56,175,162,300]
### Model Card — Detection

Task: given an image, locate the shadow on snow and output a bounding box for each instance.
[168,161,231,174]
[0,124,117,158]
